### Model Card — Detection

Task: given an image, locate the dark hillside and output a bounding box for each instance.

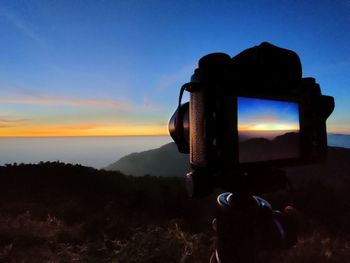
[239,132,299,162]
[0,162,213,262]
[105,143,190,177]
[1,149,350,262]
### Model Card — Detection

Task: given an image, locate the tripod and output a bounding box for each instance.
[212,192,297,263]
[186,168,298,263]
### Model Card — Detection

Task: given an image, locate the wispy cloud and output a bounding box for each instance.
[141,96,162,111]
[0,96,132,111]
[60,123,106,130]
[0,116,31,128]
[0,117,30,123]
[248,115,281,123]
[0,3,44,44]
[156,65,193,91]
[144,96,150,108]
[241,115,281,126]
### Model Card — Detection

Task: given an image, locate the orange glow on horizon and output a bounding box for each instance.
[238,123,299,131]
[0,124,168,137]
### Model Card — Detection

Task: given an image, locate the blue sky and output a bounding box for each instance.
[0,0,349,136]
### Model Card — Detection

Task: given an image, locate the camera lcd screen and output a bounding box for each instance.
[238,97,300,163]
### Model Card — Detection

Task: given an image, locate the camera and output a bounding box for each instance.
[169,42,334,196]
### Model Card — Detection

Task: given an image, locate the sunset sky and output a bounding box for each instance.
[238,97,299,132]
[0,0,349,136]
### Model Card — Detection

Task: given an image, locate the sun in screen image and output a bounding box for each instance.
[238,97,300,162]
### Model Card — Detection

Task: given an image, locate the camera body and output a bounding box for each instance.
[169,42,334,195]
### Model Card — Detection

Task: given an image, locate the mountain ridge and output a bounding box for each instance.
[105,133,350,177]
[104,142,190,177]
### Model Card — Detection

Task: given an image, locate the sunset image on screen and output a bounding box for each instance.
[238,97,300,162]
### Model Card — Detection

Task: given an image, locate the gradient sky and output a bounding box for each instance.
[238,97,299,131]
[0,0,349,136]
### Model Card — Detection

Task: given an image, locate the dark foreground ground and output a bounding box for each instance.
[0,155,350,262]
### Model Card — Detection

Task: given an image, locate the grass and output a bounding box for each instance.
[0,161,349,262]
[0,212,212,262]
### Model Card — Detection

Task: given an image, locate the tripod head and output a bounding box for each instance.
[211,191,297,263]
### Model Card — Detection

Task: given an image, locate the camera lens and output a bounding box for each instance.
[168,102,189,153]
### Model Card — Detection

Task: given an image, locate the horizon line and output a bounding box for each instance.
[0,132,349,139]
[0,134,170,138]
